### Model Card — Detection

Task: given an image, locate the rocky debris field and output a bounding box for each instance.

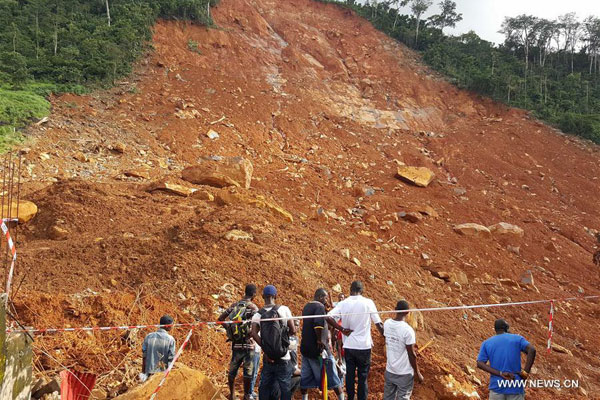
[7,0,600,398]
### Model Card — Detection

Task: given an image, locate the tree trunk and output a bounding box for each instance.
[415,18,420,47]
[105,0,111,27]
[35,12,39,59]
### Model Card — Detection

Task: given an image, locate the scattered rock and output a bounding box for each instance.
[366,214,379,225]
[420,253,433,267]
[399,211,423,223]
[2,200,38,223]
[453,187,467,196]
[395,166,435,187]
[551,343,573,356]
[191,190,215,201]
[182,156,253,189]
[49,225,69,240]
[124,168,150,179]
[498,278,520,289]
[488,222,524,238]
[332,284,342,293]
[314,207,329,222]
[223,230,253,241]
[206,129,219,140]
[352,257,361,267]
[417,204,439,218]
[453,223,491,238]
[439,374,480,399]
[148,181,195,197]
[73,151,88,162]
[506,245,520,255]
[112,142,127,153]
[340,249,350,259]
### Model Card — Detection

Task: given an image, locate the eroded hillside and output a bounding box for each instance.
[9,0,600,398]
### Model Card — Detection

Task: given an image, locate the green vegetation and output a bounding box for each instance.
[0,0,218,151]
[320,0,600,143]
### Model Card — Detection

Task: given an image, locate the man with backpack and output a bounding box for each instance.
[251,285,296,400]
[219,284,260,400]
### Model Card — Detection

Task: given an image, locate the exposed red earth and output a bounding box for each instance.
[8,0,600,398]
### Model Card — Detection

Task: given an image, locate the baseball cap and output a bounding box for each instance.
[263,285,277,296]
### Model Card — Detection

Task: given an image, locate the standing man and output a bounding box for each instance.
[477,319,536,400]
[300,288,349,400]
[218,283,260,400]
[250,285,296,400]
[142,315,176,378]
[328,281,384,400]
[383,300,423,400]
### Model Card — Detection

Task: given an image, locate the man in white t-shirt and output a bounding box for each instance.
[383,300,423,400]
[250,285,296,400]
[327,281,384,400]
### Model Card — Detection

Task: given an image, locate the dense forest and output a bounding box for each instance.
[322,0,600,143]
[1,0,600,149]
[0,0,216,150]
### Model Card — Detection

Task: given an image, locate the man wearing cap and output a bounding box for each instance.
[250,285,296,400]
[327,281,384,400]
[477,319,536,400]
[142,315,176,377]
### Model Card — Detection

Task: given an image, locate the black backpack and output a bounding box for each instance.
[225,300,253,344]
[259,305,290,361]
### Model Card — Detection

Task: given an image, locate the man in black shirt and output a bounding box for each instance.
[300,288,350,400]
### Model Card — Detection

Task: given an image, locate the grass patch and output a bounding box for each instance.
[0,88,50,153]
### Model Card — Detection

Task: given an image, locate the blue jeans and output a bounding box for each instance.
[259,359,293,400]
[250,351,260,395]
[344,349,371,400]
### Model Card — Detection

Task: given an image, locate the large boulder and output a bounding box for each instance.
[1,201,38,223]
[395,166,435,187]
[453,223,491,238]
[147,181,196,197]
[488,222,524,238]
[216,190,293,223]
[114,364,219,400]
[182,156,253,189]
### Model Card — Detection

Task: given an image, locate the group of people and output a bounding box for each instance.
[141,280,537,400]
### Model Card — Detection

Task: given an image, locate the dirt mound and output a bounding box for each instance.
[8,0,600,398]
[113,364,219,400]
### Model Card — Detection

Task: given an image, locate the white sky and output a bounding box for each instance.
[387,0,600,44]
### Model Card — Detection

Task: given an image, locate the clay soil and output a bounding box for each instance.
[6,0,600,398]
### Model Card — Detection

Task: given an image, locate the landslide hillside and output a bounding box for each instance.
[8,0,600,398]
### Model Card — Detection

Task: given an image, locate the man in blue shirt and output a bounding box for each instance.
[477,319,536,400]
[142,315,176,376]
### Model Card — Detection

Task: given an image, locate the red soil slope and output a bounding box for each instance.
[8,0,600,398]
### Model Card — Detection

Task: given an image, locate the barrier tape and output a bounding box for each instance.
[1,218,18,308]
[149,328,194,400]
[547,300,554,353]
[6,295,599,335]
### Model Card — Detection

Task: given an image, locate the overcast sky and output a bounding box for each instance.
[390,0,600,44]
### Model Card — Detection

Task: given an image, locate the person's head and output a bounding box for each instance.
[494,319,510,334]
[160,315,174,332]
[395,300,410,320]
[314,288,328,305]
[350,280,364,296]
[263,285,277,303]
[338,293,346,302]
[245,283,257,300]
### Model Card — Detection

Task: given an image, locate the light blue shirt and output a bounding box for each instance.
[142,329,176,374]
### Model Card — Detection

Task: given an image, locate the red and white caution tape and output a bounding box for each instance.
[149,328,194,400]
[6,295,599,335]
[547,300,554,353]
[1,218,17,308]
